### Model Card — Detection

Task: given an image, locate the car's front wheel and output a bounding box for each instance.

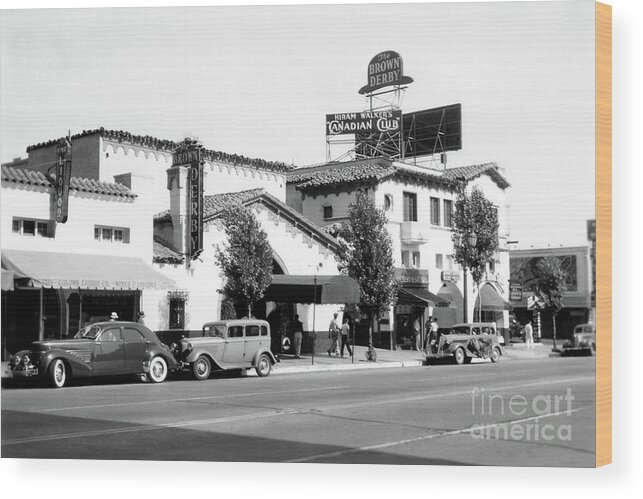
[148,356,168,383]
[48,358,67,388]
[193,356,211,380]
[490,347,501,363]
[255,353,272,377]
[453,347,466,365]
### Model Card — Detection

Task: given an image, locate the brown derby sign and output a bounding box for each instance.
[358,51,414,95]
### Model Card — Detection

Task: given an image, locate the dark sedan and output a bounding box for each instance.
[9,321,177,388]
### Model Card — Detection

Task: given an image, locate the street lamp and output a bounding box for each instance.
[454,232,477,322]
[311,262,323,365]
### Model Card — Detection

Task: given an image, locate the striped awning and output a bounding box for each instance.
[1,250,175,290]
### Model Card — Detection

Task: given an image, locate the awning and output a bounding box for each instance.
[1,268,14,291]
[475,285,513,311]
[264,275,361,304]
[1,250,175,290]
[397,287,454,308]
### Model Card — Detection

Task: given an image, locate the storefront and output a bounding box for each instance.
[1,249,174,358]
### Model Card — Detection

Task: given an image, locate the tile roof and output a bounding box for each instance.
[203,188,266,218]
[287,159,510,191]
[444,163,510,188]
[26,128,294,173]
[1,165,137,198]
[153,236,184,264]
[288,160,397,191]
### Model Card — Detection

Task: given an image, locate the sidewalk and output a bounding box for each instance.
[502,339,561,360]
[272,345,425,375]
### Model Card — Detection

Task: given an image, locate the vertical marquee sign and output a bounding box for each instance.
[172,139,204,259]
[54,135,72,223]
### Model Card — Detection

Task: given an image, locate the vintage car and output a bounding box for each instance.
[562,323,596,356]
[9,321,177,388]
[174,319,277,379]
[425,322,503,365]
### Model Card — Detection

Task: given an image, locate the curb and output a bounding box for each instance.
[273,359,425,375]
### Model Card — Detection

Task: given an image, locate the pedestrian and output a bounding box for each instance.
[109,312,118,321]
[412,315,421,350]
[327,312,340,357]
[137,311,146,325]
[431,317,439,344]
[292,314,304,358]
[340,317,353,358]
[423,315,432,349]
[524,319,534,349]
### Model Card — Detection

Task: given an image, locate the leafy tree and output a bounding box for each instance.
[215,206,273,318]
[534,256,568,351]
[338,192,398,361]
[452,185,499,320]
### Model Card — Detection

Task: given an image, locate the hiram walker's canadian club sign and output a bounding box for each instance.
[326,110,402,136]
[54,136,72,223]
[358,50,414,95]
[172,141,204,259]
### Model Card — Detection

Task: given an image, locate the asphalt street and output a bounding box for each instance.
[1,357,595,466]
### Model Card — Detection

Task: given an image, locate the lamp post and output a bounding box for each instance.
[311,262,323,365]
[454,232,477,323]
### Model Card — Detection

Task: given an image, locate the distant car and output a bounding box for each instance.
[425,322,503,365]
[9,321,178,388]
[173,319,277,379]
[562,323,596,356]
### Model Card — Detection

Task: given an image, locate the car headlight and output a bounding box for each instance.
[22,354,30,365]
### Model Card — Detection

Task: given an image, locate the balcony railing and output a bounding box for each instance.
[400,221,431,244]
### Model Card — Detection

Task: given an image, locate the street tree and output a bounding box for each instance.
[534,256,568,351]
[452,185,499,320]
[215,206,273,318]
[338,191,398,361]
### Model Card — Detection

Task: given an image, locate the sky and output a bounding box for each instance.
[0,0,596,249]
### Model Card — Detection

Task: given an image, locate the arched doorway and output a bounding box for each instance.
[434,282,463,327]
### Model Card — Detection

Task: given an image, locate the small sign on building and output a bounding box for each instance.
[509,281,523,302]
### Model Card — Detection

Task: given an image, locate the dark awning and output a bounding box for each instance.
[397,287,454,308]
[1,250,175,290]
[475,285,513,311]
[1,268,14,291]
[264,275,361,304]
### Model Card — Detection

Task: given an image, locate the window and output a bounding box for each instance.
[94,225,130,243]
[435,253,443,269]
[124,328,145,342]
[169,298,185,329]
[403,192,417,222]
[443,200,453,227]
[100,328,122,342]
[204,324,226,338]
[412,252,421,268]
[401,251,410,268]
[489,259,496,273]
[446,255,454,270]
[383,194,392,211]
[12,217,53,238]
[246,325,260,337]
[430,197,440,225]
[323,205,333,220]
[228,326,244,338]
[261,325,268,336]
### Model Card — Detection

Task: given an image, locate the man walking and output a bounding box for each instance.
[292,314,304,358]
[340,317,353,358]
[327,312,340,357]
[412,315,421,351]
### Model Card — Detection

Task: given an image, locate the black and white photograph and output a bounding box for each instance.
[1,0,609,476]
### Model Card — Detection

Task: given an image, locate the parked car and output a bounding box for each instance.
[173,319,277,379]
[562,323,596,356]
[425,322,503,365]
[9,321,177,388]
